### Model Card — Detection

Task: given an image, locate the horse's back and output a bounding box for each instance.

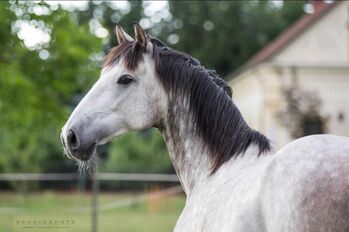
[261,134,349,232]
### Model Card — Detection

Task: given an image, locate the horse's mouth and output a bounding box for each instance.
[76,148,96,161]
[71,142,97,161]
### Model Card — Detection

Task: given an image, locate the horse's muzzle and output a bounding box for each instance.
[60,128,96,161]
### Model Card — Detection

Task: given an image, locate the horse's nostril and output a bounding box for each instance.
[67,129,79,150]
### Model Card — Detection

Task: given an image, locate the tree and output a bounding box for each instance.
[162,1,305,75]
[74,1,305,76]
[104,130,173,173]
[0,1,102,176]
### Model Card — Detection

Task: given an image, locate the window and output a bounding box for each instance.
[302,116,325,136]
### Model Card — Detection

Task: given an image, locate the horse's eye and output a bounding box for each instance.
[117,74,134,85]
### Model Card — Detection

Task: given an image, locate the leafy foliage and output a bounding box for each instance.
[162,1,304,75]
[0,2,101,175]
[104,130,173,173]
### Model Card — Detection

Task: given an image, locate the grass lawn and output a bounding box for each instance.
[0,191,185,232]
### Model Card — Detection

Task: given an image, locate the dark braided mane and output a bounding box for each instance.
[103,37,271,173]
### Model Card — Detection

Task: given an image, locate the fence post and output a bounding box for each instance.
[78,173,86,192]
[91,174,99,232]
[78,173,86,208]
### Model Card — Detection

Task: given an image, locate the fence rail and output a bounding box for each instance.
[0,172,182,232]
[0,173,179,182]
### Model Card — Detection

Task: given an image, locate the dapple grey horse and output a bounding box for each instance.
[61,23,349,232]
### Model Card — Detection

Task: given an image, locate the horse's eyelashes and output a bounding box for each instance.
[117,74,134,86]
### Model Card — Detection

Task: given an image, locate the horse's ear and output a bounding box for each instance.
[115,24,133,45]
[133,22,148,49]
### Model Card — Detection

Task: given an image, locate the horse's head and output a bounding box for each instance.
[60,23,165,161]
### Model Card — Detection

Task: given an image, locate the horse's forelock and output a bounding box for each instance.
[103,41,147,71]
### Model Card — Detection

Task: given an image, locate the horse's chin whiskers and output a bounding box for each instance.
[76,152,99,175]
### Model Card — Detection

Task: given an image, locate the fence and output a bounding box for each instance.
[0,173,182,232]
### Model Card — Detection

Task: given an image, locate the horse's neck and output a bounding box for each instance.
[159,97,275,195]
[160,102,211,195]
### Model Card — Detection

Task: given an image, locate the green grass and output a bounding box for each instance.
[0,191,185,232]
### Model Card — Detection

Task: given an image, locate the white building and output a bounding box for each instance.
[228,1,349,148]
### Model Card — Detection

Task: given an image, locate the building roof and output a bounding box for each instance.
[228,1,340,80]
